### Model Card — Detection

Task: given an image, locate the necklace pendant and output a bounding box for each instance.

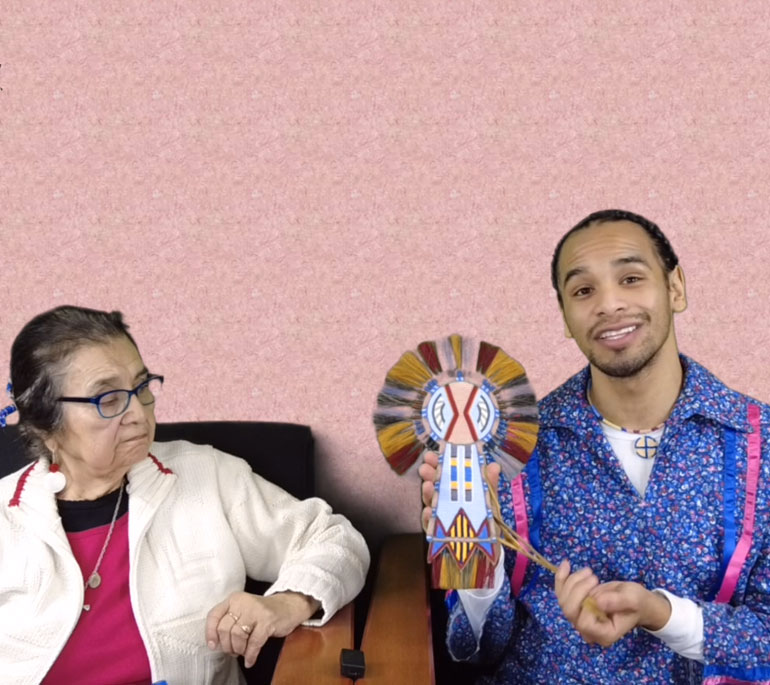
[634,435,659,460]
[83,604,91,612]
[87,572,101,589]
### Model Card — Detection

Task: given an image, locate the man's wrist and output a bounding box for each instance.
[640,588,672,631]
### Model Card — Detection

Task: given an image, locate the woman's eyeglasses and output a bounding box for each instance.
[57,375,164,419]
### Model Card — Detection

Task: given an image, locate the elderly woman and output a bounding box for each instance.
[0,305,369,684]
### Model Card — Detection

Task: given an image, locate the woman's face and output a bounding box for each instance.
[45,336,157,482]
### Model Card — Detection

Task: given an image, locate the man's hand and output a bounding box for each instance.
[555,561,671,647]
[418,451,440,532]
[418,452,501,531]
[206,591,321,668]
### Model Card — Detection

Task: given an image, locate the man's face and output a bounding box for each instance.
[557,220,687,378]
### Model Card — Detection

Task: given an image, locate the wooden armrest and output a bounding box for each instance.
[358,533,435,685]
[271,602,354,684]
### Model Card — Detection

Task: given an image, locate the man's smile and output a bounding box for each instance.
[597,324,639,340]
[590,320,646,351]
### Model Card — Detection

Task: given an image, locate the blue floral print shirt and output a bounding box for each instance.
[447,356,770,684]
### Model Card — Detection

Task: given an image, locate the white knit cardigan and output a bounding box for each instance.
[0,440,370,684]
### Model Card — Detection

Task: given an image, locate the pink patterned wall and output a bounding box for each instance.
[3,2,769,543]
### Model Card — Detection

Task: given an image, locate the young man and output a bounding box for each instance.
[420,210,770,683]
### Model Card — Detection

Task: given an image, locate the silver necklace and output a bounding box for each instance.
[82,480,125,612]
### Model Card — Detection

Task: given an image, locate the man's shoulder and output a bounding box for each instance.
[536,367,588,424]
[679,356,770,426]
[531,356,770,428]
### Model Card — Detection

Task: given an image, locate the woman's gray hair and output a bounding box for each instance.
[10,305,139,461]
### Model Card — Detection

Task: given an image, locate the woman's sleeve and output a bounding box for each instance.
[218,450,370,626]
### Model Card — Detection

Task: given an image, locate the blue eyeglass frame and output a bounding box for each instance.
[57,374,165,419]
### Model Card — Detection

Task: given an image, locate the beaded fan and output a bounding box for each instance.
[373,334,539,589]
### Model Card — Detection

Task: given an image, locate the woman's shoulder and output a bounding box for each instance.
[149,440,251,476]
[150,438,214,460]
[0,460,39,503]
[145,440,276,507]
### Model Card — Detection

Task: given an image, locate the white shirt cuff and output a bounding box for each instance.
[457,553,506,640]
[645,589,704,663]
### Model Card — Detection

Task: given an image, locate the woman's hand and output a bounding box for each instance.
[205,591,321,668]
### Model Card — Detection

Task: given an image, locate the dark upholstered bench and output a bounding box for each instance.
[0,421,314,499]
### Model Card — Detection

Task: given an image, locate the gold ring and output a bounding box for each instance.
[241,624,253,635]
[227,611,240,622]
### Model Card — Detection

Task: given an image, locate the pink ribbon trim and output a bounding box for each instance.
[715,403,762,604]
[510,474,529,596]
[703,678,770,684]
